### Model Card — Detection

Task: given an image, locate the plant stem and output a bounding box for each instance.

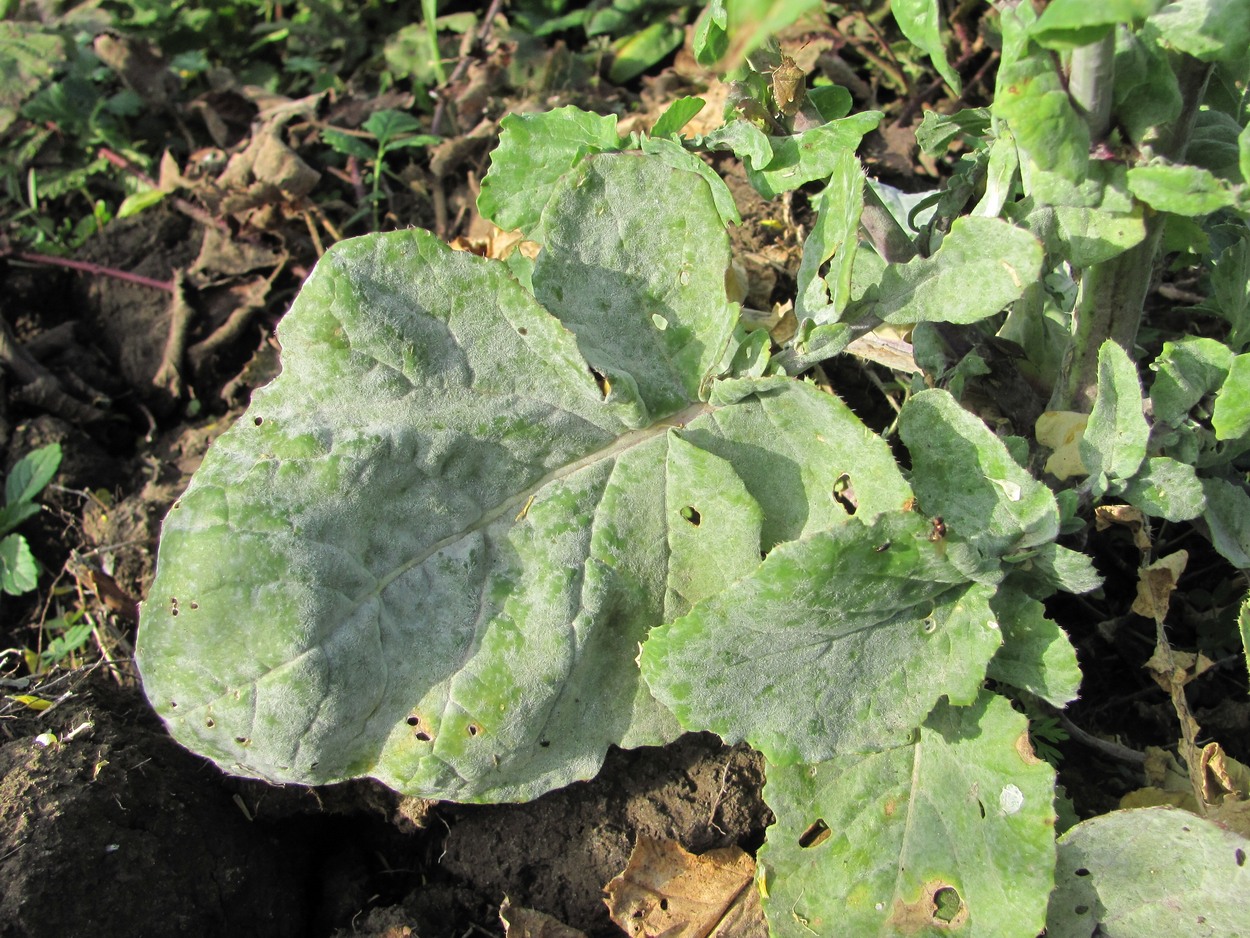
[1051,55,1214,412]
[1067,33,1115,141]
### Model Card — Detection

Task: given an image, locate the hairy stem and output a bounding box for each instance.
[1068,33,1116,141]
[1051,55,1214,412]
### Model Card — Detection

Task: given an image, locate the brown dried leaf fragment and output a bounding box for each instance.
[604,836,765,938]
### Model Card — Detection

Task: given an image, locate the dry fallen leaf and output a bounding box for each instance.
[1132,550,1188,622]
[604,836,766,938]
[1094,503,1152,551]
[499,896,587,938]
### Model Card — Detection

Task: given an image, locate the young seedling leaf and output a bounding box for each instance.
[1198,235,1250,351]
[987,584,1082,707]
[1080,341,1149,483]
[760,693,1057,938]
[851,216,1043,326]
[901,389,1060,559]
[477,107,623,234]
[1046,807,1250,937]
[642,511,1003,766]
[5,442,61,508]
[702,121,773,172]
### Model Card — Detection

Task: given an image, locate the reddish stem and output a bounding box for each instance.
[11,251,175,292]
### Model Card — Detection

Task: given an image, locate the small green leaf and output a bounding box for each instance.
[806,85,852,122]
[1047,807,1250,937]
[1031,0,1160,50]
[760,693,1057,938]
[744,112,882,199]
[643,512,1003,766]
[0,533,37,595]
[1148,0,1250,62]
[361,109,425,145]
[1202,477,1250,569]
[1128,163,1237,216]
[1013,201,1147,268]
[692,0,728,65]
[891,0,961,93]
[478,107,623,234]
[1121,457,1206,521]
[988,585,1082,706]
[900,389,1060,558]
[5,442,61,507]
[702,120,773,170]
[854,216,1043,326]
[916,108,992,156]
[1013,543,1104,596]
[1113,26,1182,146]
[117,187,168,219]
[994,51,1090,194]
[1080,341,1149,482]
[795,149,862,323]
[321,129,375,160]
[1212,355,1250,441]
[650,96,705,139]
[1149,337,1233,426]
[608,21,684,84]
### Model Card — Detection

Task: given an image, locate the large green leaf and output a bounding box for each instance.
[759,693,1057,938]
[1149,337,1233,426]
[1031,0,1161,50]
[1047,806,1250,937]
[642,511,1005,766]
[1213,353,1250,441]
[136,155,750,802]
[1148,0,1250,62]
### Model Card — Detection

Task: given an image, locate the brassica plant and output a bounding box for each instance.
[138,1,1250,934]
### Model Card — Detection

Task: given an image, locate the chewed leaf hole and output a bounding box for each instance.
[680,506,701,526]
[1074,867,1090,877]
[406,714,420,727]
[205,718,215,728]
[517,326,528,336]
[253,416,264,426]
[415,732,432,742]
[235,736,249,745]
[1237,848,1246,867]
[798,818,830,848]
[932,886,962,924]
[832,472,857,514]
[922,617,937,634]
[467,723,480,737]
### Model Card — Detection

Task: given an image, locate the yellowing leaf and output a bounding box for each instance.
[604,836,766,938]
[7,694,52,711]
[1036,411,1089,480]
[1094,504,1151,551]
[499,897,587,938]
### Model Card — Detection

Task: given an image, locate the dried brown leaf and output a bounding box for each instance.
[604,836,766,938]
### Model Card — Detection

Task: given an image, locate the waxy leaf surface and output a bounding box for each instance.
[642,511,1004,766]
[759,693,1057,938]
[137,155,886,802]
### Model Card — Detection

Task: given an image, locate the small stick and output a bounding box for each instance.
[9,251,174,293]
